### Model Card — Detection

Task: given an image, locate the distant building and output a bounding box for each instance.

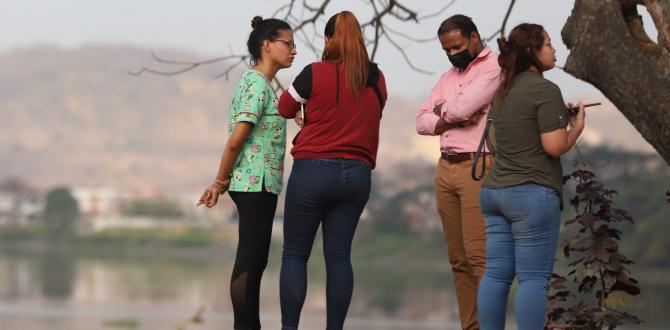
[0,189,43,226]
[71,187,128,216]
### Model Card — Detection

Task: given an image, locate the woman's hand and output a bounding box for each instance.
[294,110,304,127]
[197,178,231,208]
[569,101,585,129]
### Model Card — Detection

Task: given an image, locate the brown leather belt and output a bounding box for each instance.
[441,152,487,164]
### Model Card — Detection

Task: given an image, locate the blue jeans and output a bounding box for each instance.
[280,158,371,330]
[477,183,561,330]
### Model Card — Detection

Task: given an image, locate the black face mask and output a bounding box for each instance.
[448,48,476,70]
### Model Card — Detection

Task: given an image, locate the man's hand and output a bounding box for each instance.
[434,111,485,135]
[435,118,461,135]
[432,103,443,117]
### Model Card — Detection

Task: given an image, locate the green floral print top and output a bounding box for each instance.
[227,70,286,194]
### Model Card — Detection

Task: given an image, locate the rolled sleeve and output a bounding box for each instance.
[236,82,269,125]
[537,82,569,133]
[416,74,446,136]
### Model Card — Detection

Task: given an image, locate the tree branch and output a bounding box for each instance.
[417,0,459,20]
[380,26,432,74]
[484,0,516,42]
[127,52,248,77]
[293,0,332,32]
[132,2,514,80]
[500,0,516,38]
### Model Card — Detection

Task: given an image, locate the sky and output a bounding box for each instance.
[0,0,660,151]
[1,0,657,98]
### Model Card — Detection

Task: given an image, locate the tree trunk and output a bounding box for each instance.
[562,0,670,164]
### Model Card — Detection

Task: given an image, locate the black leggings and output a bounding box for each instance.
[228,191,278,330]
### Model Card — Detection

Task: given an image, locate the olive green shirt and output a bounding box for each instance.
[228,70,286,194]
[483,71,569,205]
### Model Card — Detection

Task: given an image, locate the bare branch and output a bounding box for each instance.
[417,0,458,20]
[132,1,513,80]
[369,0,383,60]
[371,19,382,60]
[213,57,248,79]
[295,27,322,58]
[484,28,502,43]
[380,26,433,74]
[388,0,419,22]
[500,0,516,38]
[273,0,297,19]
[384,24,436,43]
[293,0,332,32]
[362,0,418,28]
[127,52,247,76]
[483,0,516,42]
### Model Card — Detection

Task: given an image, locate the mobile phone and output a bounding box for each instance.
[567,102,601,116]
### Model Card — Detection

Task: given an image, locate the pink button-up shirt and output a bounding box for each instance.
[416,47,501,153]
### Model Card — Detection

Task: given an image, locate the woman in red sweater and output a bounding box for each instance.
[277,11,387,330]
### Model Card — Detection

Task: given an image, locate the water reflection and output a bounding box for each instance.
[0,245,667,329]
[40,243,75,299]
[0,246,459,330]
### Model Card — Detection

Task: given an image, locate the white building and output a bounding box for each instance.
[71,187,129,215]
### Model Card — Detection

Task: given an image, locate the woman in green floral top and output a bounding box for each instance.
[197,16,296,330]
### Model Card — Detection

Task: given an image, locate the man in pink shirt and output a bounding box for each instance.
[416,15,500,330]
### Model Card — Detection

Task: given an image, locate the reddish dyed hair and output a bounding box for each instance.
[322,11,369,100]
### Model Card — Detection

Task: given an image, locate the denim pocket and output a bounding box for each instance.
[534,184,560,201]
[501,184,533,221]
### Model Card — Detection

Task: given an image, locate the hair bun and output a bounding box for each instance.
[497,37,510,53]
[251,16,264,29]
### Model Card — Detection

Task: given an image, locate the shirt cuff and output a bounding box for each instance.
[422,114,441,135]
[288,85,307,104]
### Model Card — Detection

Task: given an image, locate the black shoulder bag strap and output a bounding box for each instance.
[471,114,493,181]
[366,62,386,114]
[371,84,385,110]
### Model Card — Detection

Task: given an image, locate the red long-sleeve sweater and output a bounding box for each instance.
[278,61,387,169]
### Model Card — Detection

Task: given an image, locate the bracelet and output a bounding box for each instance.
[214,173,232,190]
[216,172,232,181]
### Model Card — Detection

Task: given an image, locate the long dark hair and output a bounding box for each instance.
[322,11,370,100]
[495,23,546,106]
[246,16,291,65]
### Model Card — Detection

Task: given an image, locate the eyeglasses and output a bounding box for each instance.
[273,39,297,50]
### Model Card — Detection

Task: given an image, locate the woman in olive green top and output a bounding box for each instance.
[476,24,586,330]
[197,16,296,330]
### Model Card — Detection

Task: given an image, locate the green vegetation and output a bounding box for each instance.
[102,319,140,329]
[44,187,79,234]
[121,198,184,218]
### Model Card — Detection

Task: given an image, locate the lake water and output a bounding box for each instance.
[0,243,463,330]
[0,240,666,330]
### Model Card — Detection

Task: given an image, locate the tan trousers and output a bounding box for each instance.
[434,156,492,330]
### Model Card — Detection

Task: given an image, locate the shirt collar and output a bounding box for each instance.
[475,46,492,61]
